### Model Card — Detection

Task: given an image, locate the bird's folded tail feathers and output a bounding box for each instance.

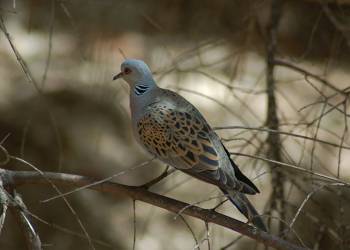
[222,189,267,232]
[221,143,260,194]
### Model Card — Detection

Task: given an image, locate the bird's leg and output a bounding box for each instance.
[210,198,229,212]
[140,165,176,189]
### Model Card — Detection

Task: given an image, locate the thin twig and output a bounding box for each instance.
[205,222,211,250]
[273,59,346,95]
[10,156,96,250]
[40,0,55,89]
[214,126,350,150]
[132,200,136,250]
[177,215,199,250]
[229,152,350,186]
[220,235,244,250]
[0,180,9,234]
[141,166,176,189]
[9,190,42,250]
[289,183,345,229]
[42,158,154,203]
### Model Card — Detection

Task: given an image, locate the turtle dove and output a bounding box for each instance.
[113,59,267,231]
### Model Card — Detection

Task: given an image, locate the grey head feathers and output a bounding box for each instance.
[117,59,157,94]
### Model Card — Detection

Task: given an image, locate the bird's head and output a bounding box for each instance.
[113,59,155,87]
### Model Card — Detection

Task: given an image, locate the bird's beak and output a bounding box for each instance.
[113,72,123,81]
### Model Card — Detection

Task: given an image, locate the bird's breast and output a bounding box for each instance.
[135,112,170,158]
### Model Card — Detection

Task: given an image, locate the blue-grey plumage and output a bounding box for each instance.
[113,59,267,232]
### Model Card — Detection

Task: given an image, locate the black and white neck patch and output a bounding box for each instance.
[134,84,149,95]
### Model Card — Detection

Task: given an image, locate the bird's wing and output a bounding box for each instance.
[136,86,259,194]
[137,102,258,194]
[137,105,220,172]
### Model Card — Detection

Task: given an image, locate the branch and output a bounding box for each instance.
[1,169,308,250]
[0,179,8,234]
[273,59,347,95]
[321,2,350,47]
[8,190,42,250]
[0,15,41,93]
[229,152,350,186]
[141,167,176,189]
[304,0,350,4]
[266,0,285,233]
[214,125,350,150]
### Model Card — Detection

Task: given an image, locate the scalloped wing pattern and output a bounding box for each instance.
[137,105,219,171]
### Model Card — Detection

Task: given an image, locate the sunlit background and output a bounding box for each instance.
[0,0,350,249]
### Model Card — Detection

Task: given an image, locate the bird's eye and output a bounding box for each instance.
[124,67,132,74]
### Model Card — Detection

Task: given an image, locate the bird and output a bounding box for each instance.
[113,59,267,231]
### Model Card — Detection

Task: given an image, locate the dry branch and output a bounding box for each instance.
[0,179,8,234]
[0,169,309,250]
[9,190,42,250]
[266,0,285,233]
[273,59,347,95]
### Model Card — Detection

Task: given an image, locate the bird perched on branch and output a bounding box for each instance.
[113,59,267,231]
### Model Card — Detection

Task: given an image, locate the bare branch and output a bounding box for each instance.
[289,183,345,229]
[178,215,199,249]
[0,180,9,234]
[141,166,176,189]
[10,156,96,250]
[3,169,309,250]
[214,126,350,150]
[273,59,347,95]
[9,191,42,250]
[132,200,137,250]
[229,152,350,186]
[266,0,285,233]
[42,158,154,203]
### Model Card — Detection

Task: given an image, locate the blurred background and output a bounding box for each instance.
[0,0,350,249]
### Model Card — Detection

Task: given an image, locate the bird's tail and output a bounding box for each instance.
[222,189,267,232]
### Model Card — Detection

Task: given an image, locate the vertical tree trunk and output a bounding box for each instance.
[265,0,286,233]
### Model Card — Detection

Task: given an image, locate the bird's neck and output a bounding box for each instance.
[133,83,151,96]
[129,80,158,121]
[132,78,156,96]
